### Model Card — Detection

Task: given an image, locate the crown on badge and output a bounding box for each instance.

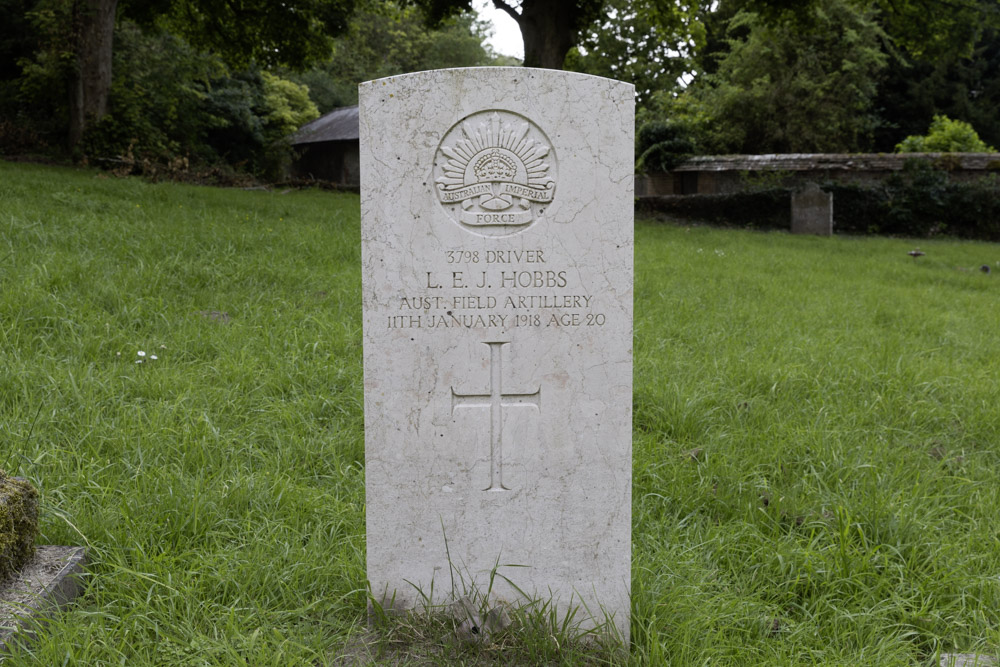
[474,150,518,182]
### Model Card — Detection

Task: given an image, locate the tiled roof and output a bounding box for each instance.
[290,106,359,145]
[672,153,1000,172]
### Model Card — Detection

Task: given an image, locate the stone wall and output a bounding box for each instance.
[636,153,1000,196]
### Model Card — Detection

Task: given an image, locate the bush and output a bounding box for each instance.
[77,23,318,180]
[636,120,696,173]
[639,163,1000,242]
[895,115,996,153]
[830,165,1000,240]
[79,23,223,166]
[199,70,317,179]
[637,189,792,229]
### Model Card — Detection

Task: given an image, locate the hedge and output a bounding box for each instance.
[637,166,1000,241]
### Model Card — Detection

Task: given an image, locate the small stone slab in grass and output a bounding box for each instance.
[941,654,997,667]
[0,546,87,654]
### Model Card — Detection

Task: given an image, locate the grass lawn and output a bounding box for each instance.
[1,160,999,665]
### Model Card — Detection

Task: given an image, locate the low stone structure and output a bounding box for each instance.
[791,182,833,235]
[637,152,1000,196]
[0,472,88,654]
[1,546,88,653]
[289,106,360,187]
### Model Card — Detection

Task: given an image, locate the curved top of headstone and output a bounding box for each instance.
[361,66,633,87]
[360,67,634,240]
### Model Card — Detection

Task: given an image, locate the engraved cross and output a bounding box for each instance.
[451,341,541,492]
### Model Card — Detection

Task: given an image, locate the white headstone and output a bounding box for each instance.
[360,68,633,639]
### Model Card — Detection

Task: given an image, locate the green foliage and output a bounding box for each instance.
[0,0,60,131]
[72,23,319,179]
[873,0,993,61]
[830,165,1000,239]
[669,0,1000,155]
[895,114,996,153]
[0,0,34,83]
[198,69,313,178]
[565,0,703,105]
[291,4,492,111]
[1,0,352,156]
[642,164,1000,241]
[635,120,696,172]
[3,0,78,140]
[79,22,224,162]
[637,188,792,228]
[290,71,357,116]
[873,25,1000,151]
[658,0,887,154]
[1,0,492,172]
[152,0,358,70]
[260,73,320,139]
[408,0,706,70]
[737,0,995,61]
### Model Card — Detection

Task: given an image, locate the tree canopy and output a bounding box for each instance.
[3,0,999,174]
[873,21,1000,150]
[144,0,359,69]
[566,0,702,104]
[654,0,888,154]
[738,0,993,60]
[293,2,494,111]
[410,0,704,70]
[5,0,361,147]
[0,0,499,173]
[639,0,1000,158]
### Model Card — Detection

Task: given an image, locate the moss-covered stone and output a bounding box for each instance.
[0,470,39,582]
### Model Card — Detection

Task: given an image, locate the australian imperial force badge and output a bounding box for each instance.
[434,110,557,237]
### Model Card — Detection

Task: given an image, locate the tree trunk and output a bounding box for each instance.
[515,0,578,69]
[68,0,118,148]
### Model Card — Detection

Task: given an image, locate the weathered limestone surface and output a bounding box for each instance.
[940,654,997,667]
[791,182,833,235]
[1,546,88,653]
[360,68,634,638]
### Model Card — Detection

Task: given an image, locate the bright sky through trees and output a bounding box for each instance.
[474,0,525,58]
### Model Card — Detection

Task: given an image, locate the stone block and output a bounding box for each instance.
[791,182,833,235]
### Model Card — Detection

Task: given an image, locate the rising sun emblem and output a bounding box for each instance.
[434,110,557,236]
